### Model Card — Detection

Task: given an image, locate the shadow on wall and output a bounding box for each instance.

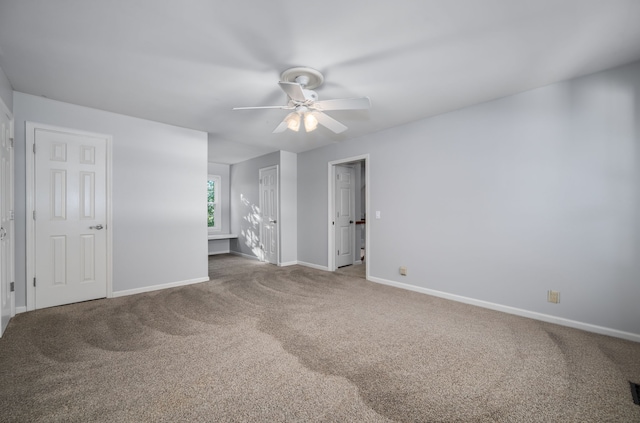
[240,194,264,260]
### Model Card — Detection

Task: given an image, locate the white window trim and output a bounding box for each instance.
[208,174,221,233]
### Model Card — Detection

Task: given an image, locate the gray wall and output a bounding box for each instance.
[14,93,208,305]
[297,61,640,336]
[279,151,297,265]
[230,151,280,259]
[0,63,12,112]
[208,240,230,255]
[208,162,231,254]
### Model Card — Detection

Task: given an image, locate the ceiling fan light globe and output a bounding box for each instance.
[304,113,318,132]
[285,113,301,132]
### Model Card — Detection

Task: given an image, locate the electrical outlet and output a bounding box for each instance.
[399,266,407,276]
[547,290,560,304]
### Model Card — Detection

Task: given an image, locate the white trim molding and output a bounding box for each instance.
[297,261,331,272]
[208,250,230,256]
[368,275,640,343]
[112,277,210,298]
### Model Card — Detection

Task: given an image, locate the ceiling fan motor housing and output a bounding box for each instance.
[280,67,324,89]
[302,89,318,101]
[295,75,310,86]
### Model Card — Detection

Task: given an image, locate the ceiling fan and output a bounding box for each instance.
[233,67,371,134]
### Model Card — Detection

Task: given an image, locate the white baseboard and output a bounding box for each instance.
[368,276,640,343]
[112,277,210,298]
[354,260,363,265]
[279,261,298,267]
[16,306,27,314]
[208,250,230,256]
[229,251,260,261]
[297,261,330,271]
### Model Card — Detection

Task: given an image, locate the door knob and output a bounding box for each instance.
[269,219,277,224]
[89,224,104,230]
[350,220,354,224]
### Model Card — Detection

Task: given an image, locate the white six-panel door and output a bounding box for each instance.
[0,108,14,335]
[34,128,107,309]
[335,165,355,268]
[259,166,278,265]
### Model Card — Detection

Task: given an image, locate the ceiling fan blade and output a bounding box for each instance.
[233,105,293,110]
[278,81,306,102]
[313,97,371,111]
[272,120,288,133]
[313,111,348,134]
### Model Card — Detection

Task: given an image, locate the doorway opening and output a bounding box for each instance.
[328,154,369,280]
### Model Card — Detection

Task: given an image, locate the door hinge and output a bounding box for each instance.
[33,277,36,287]
[10,282,14,292]
[9,210,14,220]
[9,138,13,148]
[33,210,36,220]
[337,250,340,255]
[33,144,36,154]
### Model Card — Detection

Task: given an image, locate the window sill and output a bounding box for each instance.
[208,233,238,240]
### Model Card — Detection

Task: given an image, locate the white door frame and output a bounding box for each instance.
[25,122,113,311]
[259,165,280,265]
[328,154,370,278]
[0,97,15,332]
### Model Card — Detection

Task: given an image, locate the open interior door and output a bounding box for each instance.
[335,165,355,268]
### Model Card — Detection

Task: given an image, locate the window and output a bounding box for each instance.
[207,175,221,232]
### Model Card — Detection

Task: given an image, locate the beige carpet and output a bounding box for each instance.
[1,254,639,422]
[336,262,366,279]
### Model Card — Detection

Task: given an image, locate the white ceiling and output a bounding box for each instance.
[1,1,640,164]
